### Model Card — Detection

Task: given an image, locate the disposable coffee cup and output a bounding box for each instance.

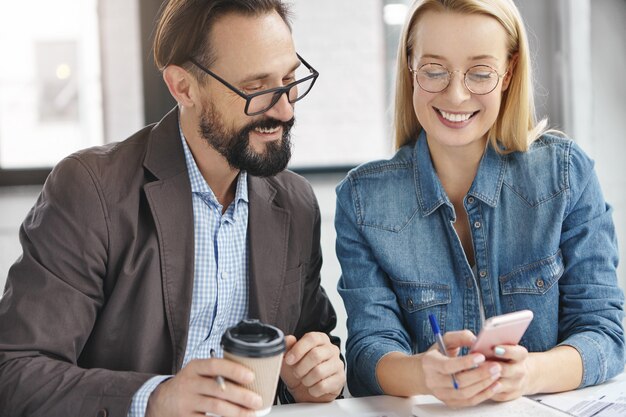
[222,319,286,416]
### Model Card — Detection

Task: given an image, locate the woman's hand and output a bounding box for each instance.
[489,344,532,401]
[421,330,503,408]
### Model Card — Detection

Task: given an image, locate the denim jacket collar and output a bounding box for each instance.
[414,130,507,216]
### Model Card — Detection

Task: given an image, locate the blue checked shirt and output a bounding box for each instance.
[128,127,250,416]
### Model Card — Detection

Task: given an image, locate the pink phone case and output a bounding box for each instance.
[470,310,534,356]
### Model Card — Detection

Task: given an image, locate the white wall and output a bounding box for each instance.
[288,0,391,168]
[98,0,145,143]
[515,0,626,290]
[590,0,626,291]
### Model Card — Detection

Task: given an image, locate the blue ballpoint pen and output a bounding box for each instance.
[428,313,459,390]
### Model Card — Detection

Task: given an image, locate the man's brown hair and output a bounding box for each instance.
[153,0,291,73]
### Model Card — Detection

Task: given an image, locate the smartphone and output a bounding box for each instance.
[470,310,534,357]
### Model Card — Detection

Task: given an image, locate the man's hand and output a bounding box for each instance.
[146,358,263,417]
[279,332,345,402]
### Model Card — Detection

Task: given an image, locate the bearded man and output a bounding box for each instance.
[0,1,345,416]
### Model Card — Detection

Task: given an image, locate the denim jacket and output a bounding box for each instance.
[335,132,625,396]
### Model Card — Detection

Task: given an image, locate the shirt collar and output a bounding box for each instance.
[178,123,249,208]
[414,130,506,216]
[467,140,507,207]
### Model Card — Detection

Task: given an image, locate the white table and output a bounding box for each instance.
[268,371,626,417]
[268,395,414,416]
[268,395,569,416]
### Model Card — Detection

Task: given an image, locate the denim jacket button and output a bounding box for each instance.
[407,298,414,307]
[467,196,475,204]
[474,221,481,229]
[536,278,545,288]
[479,270,487,278]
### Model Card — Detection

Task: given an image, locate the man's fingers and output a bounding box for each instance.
[148,362,263,417]
[190,358,255,386]
[205,379,263,410]
[284,332,330,365]
[294,344,337,377]
[195,395,258,417]
[284,335,297,351]
[280,332,345,402]
[297,352,344,387]
[305,371,346,398]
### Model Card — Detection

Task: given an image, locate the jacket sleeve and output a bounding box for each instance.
[0,156,153,417]
[557,142,625,387]
[334,175,415,397]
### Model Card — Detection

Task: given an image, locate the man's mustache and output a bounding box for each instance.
[244,117,295,133]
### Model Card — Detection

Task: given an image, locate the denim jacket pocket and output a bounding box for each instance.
[391,281,452,353]
[499,250,564,295]
[393,282,452,312]
[498,250,564,348]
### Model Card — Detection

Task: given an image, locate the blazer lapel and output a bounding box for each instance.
[247,176,290,326]
[142,109,195,373]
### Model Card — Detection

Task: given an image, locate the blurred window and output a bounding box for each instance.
[0,0,103,169]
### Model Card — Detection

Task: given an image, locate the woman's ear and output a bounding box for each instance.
[162,65,198,108]
[502,53,518,92]
[407,56,416,88]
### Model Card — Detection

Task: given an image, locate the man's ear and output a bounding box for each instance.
[163,65,198,107]
[502,53,518,92]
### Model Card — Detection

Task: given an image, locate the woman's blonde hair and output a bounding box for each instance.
[394,0,546,152]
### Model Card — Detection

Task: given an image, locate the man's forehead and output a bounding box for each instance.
[207,11,296,75]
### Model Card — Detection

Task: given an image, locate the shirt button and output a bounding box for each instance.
[536,278,545,288]
[467,196,475,204]
[221,272,227,280]
[473,221,481,229]
[479,270,487,278]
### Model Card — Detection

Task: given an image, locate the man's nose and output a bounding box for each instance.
[264,92,294,122]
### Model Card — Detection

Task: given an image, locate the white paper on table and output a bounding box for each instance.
[411,395,569,417]
[533,372,626,417]
[317,413,401,417]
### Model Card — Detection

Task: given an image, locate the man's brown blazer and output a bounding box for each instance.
[0,109,338,417]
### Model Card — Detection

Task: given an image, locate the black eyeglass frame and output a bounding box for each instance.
[409,63,508,95]
[189,53,319,116]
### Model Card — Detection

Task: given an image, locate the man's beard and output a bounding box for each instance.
[198,103,294,177]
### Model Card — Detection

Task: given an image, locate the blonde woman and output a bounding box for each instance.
[335,0,624,408]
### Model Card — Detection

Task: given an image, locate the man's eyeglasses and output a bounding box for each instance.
[410,63,507,95]
[189,54,319,116]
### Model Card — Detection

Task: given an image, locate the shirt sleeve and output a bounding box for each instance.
[557,141,625,387]
[127,375,172,417]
